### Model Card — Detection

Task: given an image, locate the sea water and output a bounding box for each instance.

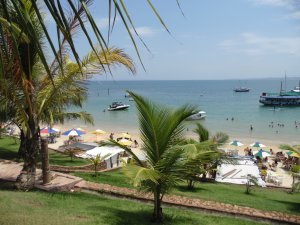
[66,78,300,145]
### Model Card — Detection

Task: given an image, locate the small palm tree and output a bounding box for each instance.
[64,148,83,162]
[245,174,258,194]
[102,91,196,222]
[89,154,110,176]
[182,123,228,184]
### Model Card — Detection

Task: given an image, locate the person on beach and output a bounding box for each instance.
[109,133,114,140]
[250,125,253,131]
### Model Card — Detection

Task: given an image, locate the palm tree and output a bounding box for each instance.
[0,0,181,81]
[181,124,228,188]
[89,154,110,176]
[102,91,196,222]
[0,1,135,190]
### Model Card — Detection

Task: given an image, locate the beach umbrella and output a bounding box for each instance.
[62,128,85,136]
[92,129,106,141]
[40,127,59,134]
[118,133,131,139]
[230,140,244,147]
[287,151,300,158]
[92,129,106,135]
[118,138,132,146]
[250,142,266,148]
[254,149,271,158]
[76,127,87,134]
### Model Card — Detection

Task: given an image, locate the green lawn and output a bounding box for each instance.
[0,136,20,161]
[73,170,133,188]
[73,169,300,216]
[48,150,90,166]
[0,182,266,225]
[0,137,90,166]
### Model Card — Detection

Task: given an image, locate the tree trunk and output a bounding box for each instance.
[152,185,163,222]
[15,119,40,191]
[187,179,194,190]
[41,138,50,184]
[18,130,26,160]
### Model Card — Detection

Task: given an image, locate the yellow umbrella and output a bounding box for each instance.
[118,133,131,139]
[289,152,300,158]
[92,129,106,135]
[92,129,106,141]
[118,138,132,146]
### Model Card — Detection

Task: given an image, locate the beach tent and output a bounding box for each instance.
[78,146,125,169]
[215,158,266,187]
[59,143,96,152]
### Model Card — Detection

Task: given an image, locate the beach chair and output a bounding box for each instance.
[273,176,283,186]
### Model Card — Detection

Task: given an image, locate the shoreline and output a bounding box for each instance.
[51,123,297,154]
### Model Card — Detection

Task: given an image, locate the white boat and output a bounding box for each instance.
[291,86,300,93]
[108,102,130,111]
[186,111,206,120]
[234,87,250,92]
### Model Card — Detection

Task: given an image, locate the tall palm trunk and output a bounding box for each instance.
[152,185,163,222]
[15,112,40,190]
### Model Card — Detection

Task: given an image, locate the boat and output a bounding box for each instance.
[233,87,250,92]
[259,81,300,106]
[291,86,300,93]
[259,91,300,106]
[186,111,206,121]
[108,102,130,111]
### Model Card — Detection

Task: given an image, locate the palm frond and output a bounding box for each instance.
[194,123,209,142]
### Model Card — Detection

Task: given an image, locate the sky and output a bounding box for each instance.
[48,0,300,80]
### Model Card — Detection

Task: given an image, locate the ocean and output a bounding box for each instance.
[65,78,300,145]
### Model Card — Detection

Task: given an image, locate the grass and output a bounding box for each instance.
[48,150,90,166]
[0,136,20,161]
[73,169,300,216]
[73,170,133,188]
[0,137,90,166]
[0,182,267,225]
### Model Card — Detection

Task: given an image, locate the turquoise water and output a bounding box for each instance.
[66,79,300,144]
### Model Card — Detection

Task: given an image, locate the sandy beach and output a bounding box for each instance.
[50,123,291,154]
[45,123,295,189]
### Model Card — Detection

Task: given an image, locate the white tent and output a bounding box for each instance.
[215,158,266,187]
[77,146,125,169]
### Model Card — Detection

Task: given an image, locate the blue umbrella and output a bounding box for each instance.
[40,127,59,134]
[62,128,85,136]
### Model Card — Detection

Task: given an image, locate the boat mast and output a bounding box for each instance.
[284,72,287,93]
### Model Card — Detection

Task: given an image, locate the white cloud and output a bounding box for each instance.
[130,26,156,38]
[219,32,300,56]
[249,0,300,20]
[288,11,300,19]
[94,17,120,30]
[249,0,292,7]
